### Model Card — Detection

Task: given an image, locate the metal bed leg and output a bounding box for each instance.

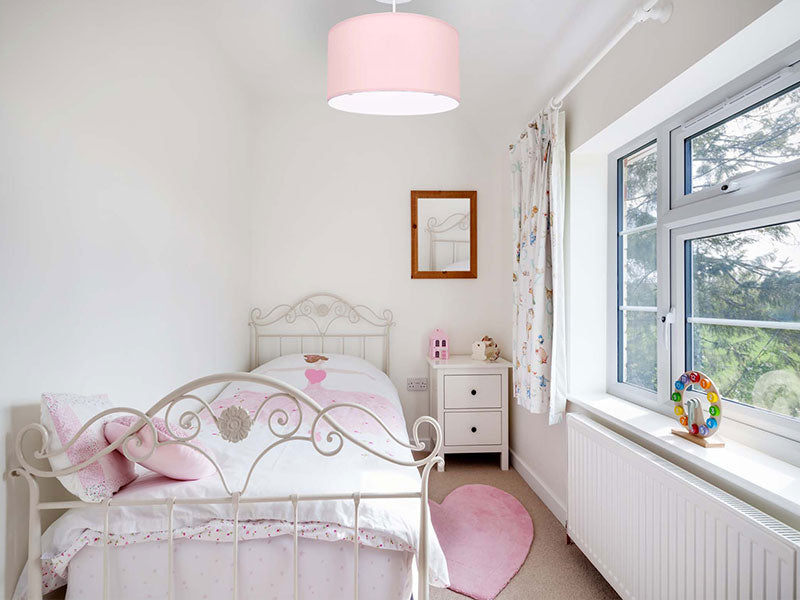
[232,492,240,600]
[417,460,439,600]
[102,498,111,600]
[291,494,299,600]
[167,497,175,600]
[15,469,43,600]
[352,492,360,600]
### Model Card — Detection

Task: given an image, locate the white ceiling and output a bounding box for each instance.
[196,0,641,142]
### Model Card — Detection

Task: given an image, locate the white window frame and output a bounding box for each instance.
[606,135,666,408]
[670,201,800,444]
[608,44,800,445]
[671,61,800,210]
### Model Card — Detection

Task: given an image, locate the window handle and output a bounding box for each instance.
[661,308,675,353]
[720,170,754,193]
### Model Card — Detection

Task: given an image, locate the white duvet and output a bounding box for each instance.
[14,354,448,598]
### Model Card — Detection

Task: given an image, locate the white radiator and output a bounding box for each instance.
[567,413,800,600]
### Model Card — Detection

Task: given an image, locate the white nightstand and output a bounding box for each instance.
[427,355,511,471]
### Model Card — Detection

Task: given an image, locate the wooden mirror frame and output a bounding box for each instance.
[411,190,477,279]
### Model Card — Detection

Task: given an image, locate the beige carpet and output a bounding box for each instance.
[422,453,619,600]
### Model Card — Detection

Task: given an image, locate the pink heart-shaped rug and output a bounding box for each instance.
[429,484,533,600]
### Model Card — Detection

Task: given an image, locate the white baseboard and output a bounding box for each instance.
[509,448,567,525]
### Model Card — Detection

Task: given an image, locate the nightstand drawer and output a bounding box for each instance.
[444,411,502,446]
[443,374,501,409]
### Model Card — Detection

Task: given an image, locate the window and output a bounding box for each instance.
[616,143,658,392]
[685,221,800,419]
[610,53,800,442]
[685,82,800,194]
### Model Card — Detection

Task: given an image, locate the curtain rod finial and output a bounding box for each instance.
[634,0,673,24]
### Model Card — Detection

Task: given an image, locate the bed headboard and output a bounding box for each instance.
[249,293,395,374]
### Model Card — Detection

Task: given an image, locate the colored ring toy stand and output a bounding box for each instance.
[670,370,725,448]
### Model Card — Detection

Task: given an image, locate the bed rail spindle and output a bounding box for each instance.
[291,494,299,600]
[167,497,175,600]
[102,498,111,600]
[232,492,240,600]
[19,470,43,600]
[352,492,361,600]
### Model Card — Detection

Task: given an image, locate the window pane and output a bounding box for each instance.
[690,323,800,419]
[621,143,657,229]
[617,143,658,392]
[690,221,800,321]
[622,228,656,306]
[686,83,800,193]
[621,311,657,391]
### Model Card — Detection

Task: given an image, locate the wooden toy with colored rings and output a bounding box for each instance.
[670,370,724,448]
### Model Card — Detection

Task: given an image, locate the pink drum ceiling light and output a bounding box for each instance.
[327,0,460,116]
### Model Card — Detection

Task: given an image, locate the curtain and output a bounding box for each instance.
[510,108,567,424]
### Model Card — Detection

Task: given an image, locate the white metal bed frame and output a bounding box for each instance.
[425,213,470,271]
[10,293,444,600]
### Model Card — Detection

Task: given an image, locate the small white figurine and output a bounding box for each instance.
[471,336,500,361]
[471,340,487,361]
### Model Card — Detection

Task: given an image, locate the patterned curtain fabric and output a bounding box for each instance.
[510,108,567,424]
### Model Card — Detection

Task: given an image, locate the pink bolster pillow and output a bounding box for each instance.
[104,416,216,481]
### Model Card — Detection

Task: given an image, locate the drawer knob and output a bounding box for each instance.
[470,389,477,396]
[471,426,477,433]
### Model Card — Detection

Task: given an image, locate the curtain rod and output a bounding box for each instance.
[509,0,673,151]
[548,0,673,110]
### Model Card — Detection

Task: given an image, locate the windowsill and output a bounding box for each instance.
[568,392,800,529]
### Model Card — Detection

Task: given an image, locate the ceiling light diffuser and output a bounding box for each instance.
[327,3,460,116]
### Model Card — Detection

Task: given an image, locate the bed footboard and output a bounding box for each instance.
[9,372,443,600]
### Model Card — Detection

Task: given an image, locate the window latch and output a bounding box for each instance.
[720,170,755,193]
[661,308,675,352]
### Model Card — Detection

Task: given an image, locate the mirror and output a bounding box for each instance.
[411,191,477,279]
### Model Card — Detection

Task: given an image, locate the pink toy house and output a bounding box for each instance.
[429,329,449,360]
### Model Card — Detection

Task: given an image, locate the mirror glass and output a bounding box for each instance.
[417,197,471,271]
[411,191,476,279]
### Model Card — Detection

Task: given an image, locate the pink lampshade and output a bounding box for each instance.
[327,12,460,116]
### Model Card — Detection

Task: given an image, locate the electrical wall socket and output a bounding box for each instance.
[406,377,429,392]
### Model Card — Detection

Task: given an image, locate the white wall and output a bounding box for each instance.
[250,99,511,434]
[0,2,254,594]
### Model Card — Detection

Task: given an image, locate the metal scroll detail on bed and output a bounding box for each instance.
[10,294,443,600]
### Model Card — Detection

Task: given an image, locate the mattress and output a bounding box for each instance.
[13,353,448,599]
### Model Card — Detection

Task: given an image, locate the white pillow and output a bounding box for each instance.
[40,393,136,502]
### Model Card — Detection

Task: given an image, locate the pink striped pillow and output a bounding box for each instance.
[40,393,136,502]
